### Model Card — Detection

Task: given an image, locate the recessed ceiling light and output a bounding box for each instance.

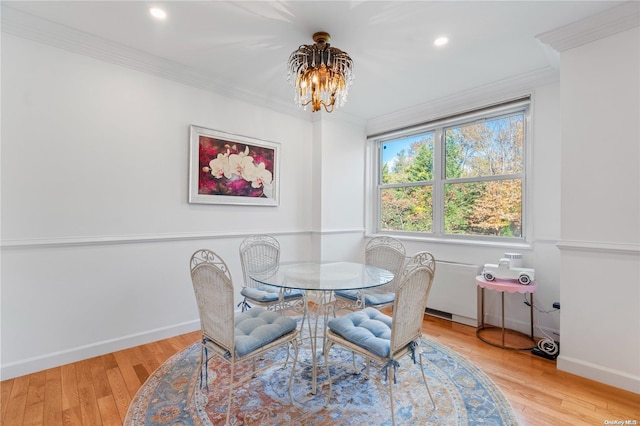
[434,36,449,47]
[150,7,167,20]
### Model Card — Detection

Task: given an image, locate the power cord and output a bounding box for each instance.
[524,294,560,358]
[523,293,559,314]
[536,334,559,357]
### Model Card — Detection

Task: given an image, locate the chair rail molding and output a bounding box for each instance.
[556,240,640,256]
[0,230,313,250]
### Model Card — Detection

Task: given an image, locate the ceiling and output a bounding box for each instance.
[1,1,626,121]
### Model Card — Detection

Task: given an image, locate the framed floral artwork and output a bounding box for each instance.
[189,126,280,206]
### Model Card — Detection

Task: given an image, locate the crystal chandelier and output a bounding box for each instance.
[287,32,354,113]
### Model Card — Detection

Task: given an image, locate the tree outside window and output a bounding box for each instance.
[377,107,526,240]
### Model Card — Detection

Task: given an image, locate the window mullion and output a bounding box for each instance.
[433,127,445,236]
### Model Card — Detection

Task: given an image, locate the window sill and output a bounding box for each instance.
[366,232,533,251]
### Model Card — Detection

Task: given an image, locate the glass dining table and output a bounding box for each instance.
[250,261,394,395]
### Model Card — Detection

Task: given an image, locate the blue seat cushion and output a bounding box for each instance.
[334,289,395,306]
[327,307,392,358]
[234,307,297,357]
[241,284,304,303]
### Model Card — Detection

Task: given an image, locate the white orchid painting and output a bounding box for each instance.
[189,126,279,206]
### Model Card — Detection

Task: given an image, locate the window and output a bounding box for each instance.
[372,99,528,241]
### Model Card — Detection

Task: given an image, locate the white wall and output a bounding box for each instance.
[557,26,640,393]
[315,116,367,261]
[0,34,319,378]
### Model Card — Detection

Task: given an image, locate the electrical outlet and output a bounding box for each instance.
[553,302,560,309]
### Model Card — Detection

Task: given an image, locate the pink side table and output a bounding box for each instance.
[476,275,537,350]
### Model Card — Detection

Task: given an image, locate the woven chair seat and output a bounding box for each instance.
[333,289,395,307]
[241,285,304,303]
[327,307,392,358]
[234,307,297,356]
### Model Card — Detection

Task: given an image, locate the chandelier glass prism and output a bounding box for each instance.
[287,32,354,113]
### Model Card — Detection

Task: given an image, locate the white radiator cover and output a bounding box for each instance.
[427,261,482,326]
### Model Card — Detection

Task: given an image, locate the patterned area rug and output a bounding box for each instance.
[126,327,519,425]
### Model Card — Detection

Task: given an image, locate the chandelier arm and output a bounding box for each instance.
[322,101,335,113]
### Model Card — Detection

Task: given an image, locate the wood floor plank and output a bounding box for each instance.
[171,331,199,352]
[23,371,46,426]
[97,394,124,426]
[25,370,46,407]
[61,406,83,426]
[101,353,119,371]
[110,350,142,396]
[105,366,132,423]
[42,368,63,426]
[59,364,79,411]
[88,356,111,400]
[136,344,160,378]
[144,340,170,367]
[22,402,44,426]
[60,364,82,425]
[1,378,14,424]
[78,383,101,426]
[74,359,94,389]
[132,363,150,386]
[4,375,30,426]
[520,403,586,426]
[605,392,640,418]
[597,403,640,423]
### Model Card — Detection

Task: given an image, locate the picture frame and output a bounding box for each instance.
[189,125,280,206]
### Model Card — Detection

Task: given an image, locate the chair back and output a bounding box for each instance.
[365,236,406,291]
[190,249,235,353]
[390,251,436,354]
[239,235,280,289]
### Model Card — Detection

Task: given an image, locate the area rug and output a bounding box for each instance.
[126,328,519,426]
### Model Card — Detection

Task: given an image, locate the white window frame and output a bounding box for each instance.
[366,98,532,246]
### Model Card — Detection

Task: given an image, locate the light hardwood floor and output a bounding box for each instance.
[2,315,639,425]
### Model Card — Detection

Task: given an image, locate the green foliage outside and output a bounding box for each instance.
[380,114,524,237]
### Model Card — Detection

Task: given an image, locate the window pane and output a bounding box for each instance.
[444,179,522,237]
[445,114,524,179]
[381,132,435,184]
[381,186,433,232]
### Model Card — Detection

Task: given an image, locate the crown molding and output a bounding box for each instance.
[365,66,558,136]
[536,1,640,53]
[1,5,310,121]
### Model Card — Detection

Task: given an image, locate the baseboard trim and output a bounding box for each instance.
[557,355,640,394]
[0,320,201,381]
[425,308,478,327]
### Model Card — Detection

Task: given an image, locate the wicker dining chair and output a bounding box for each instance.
[189,249,299,425]
[324,251,437,426]
[334,236,407,313]
[238,235,306,315]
